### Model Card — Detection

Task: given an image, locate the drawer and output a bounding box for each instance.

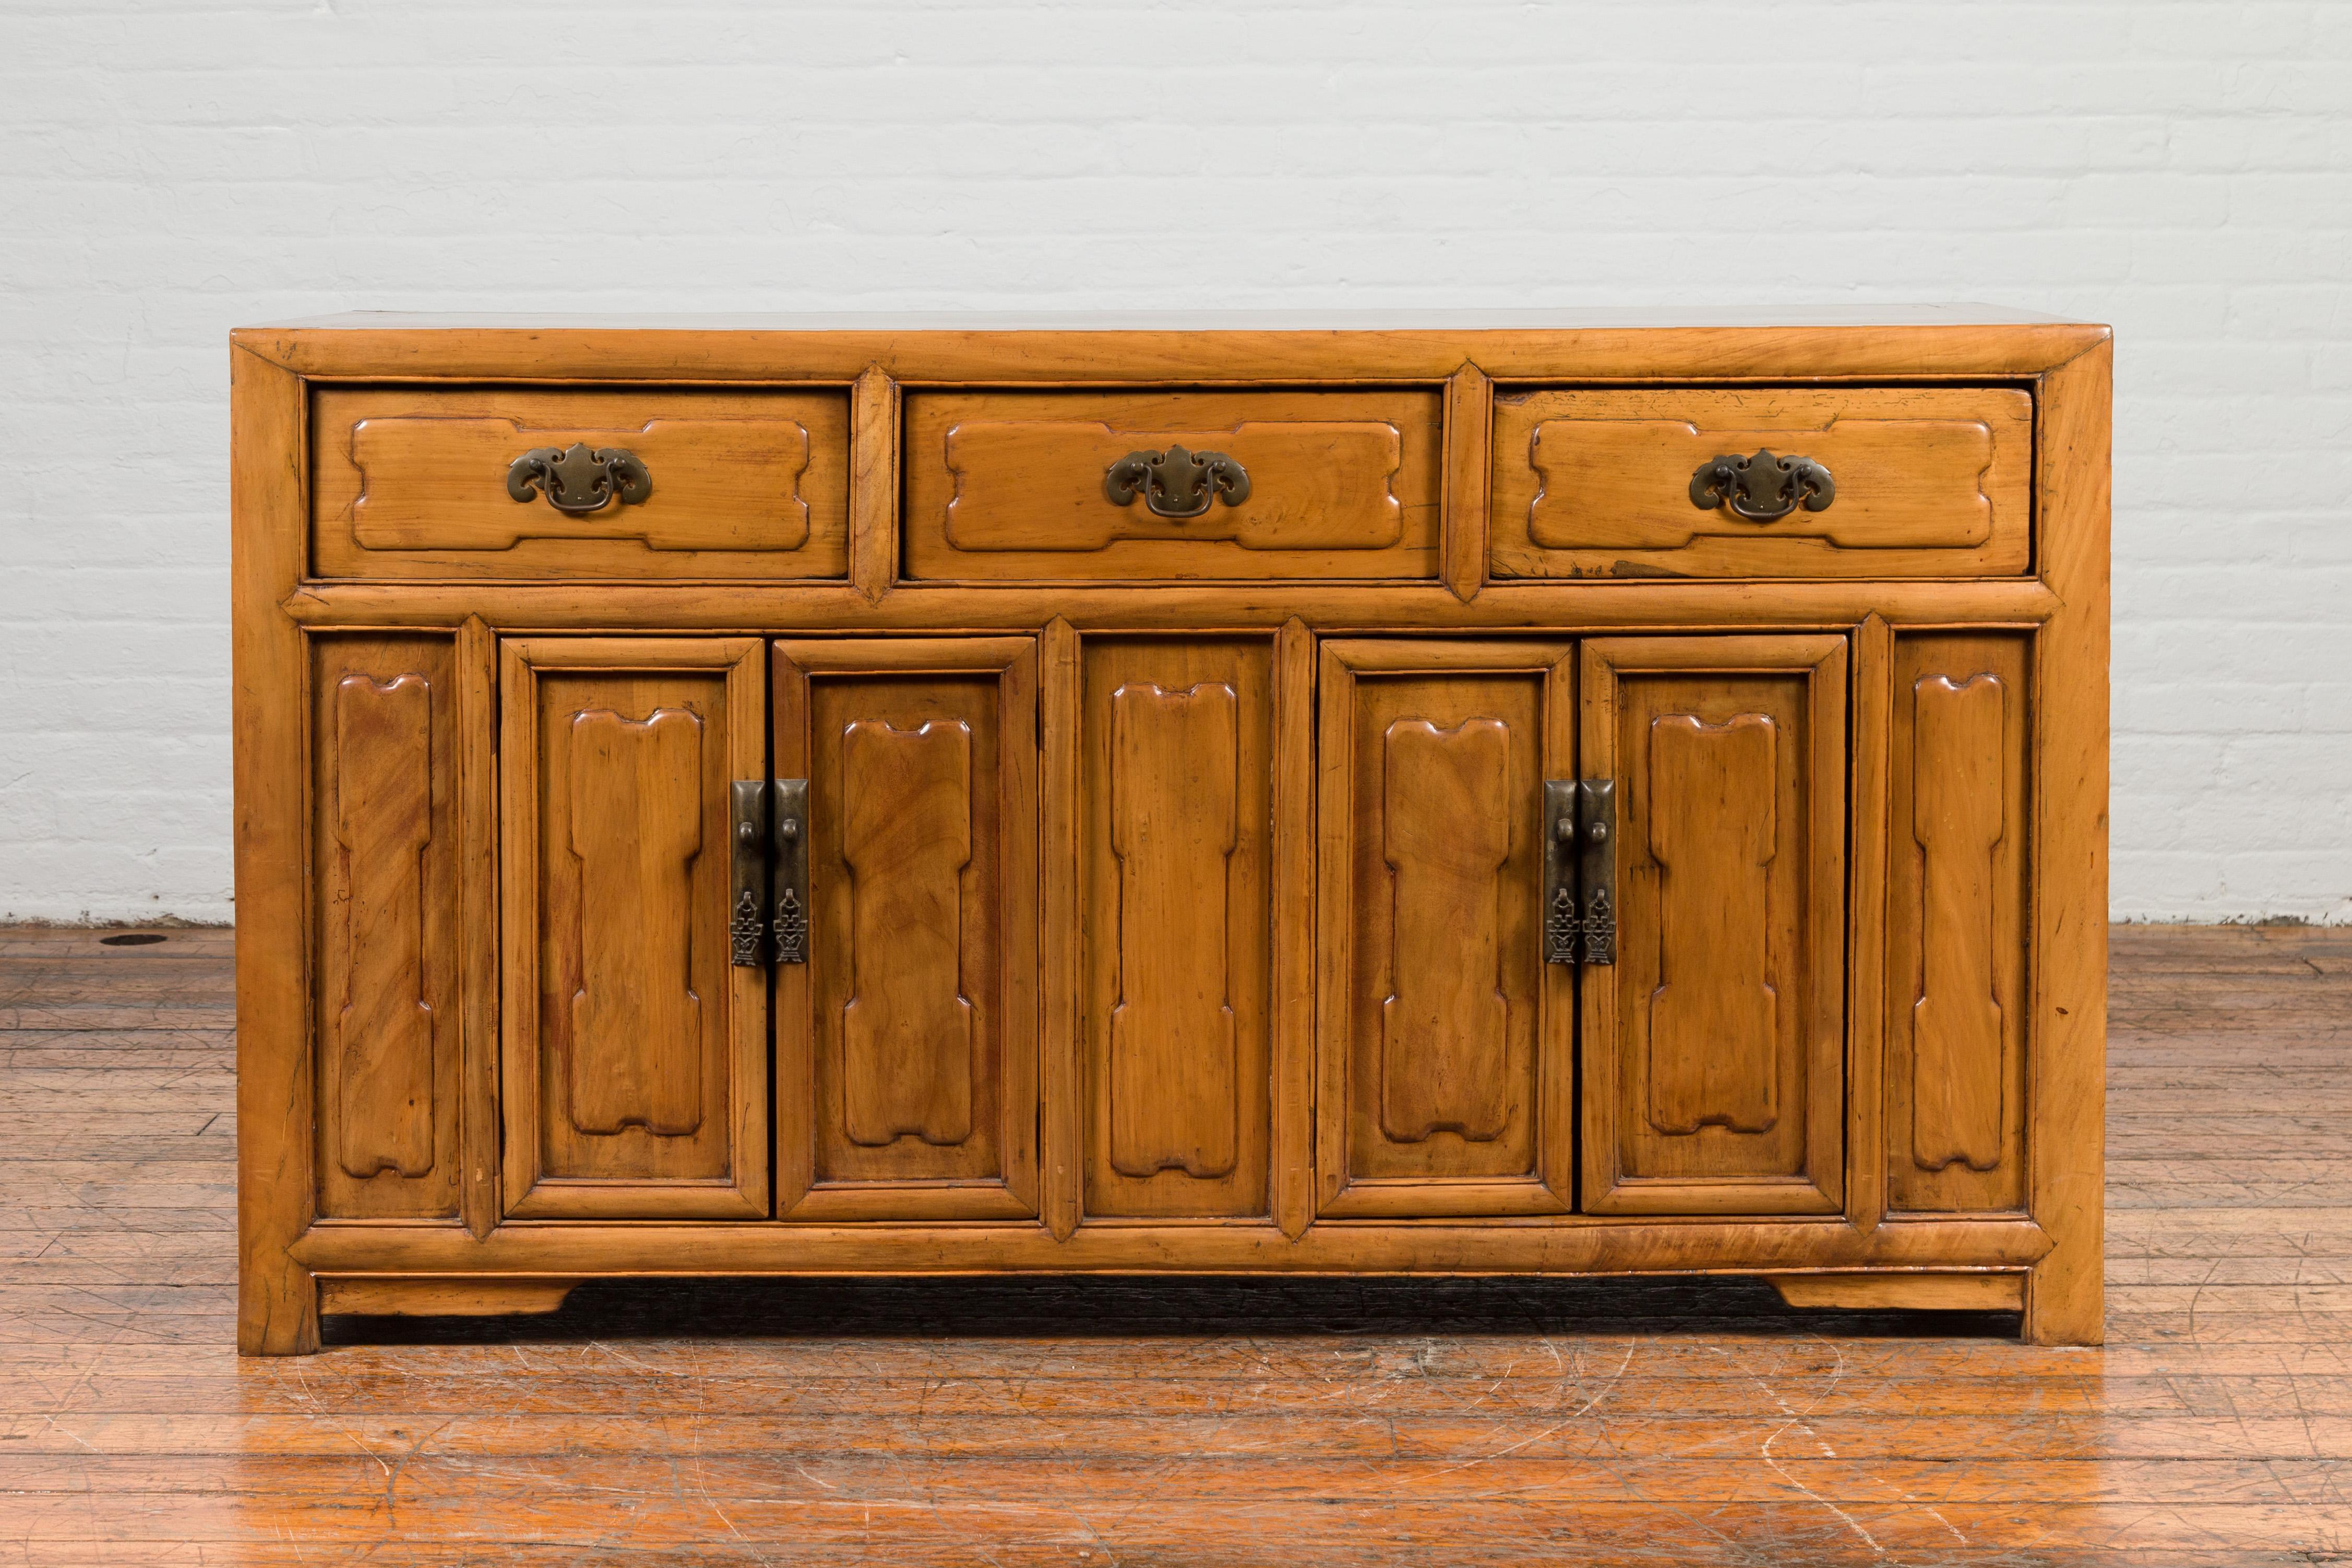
[1489,387,2032,579]
[902,389,1442,581]
[310,386,850,579]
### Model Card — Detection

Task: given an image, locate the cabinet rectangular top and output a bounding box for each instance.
[230,310,2109,383]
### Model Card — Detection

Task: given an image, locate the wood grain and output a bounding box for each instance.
[280,576,2066,633]
[1038,619,1083,1242]
[309,638,458,1218]
[233,315,2112,382]
[1890,634,2030,1212]
[1493,386,2034,580]
[1581,635,1847,1216]
[7,920,2346,1565]
[2024,337,2112,1346]
[1081,638,1274,1219]
[1314,640,1574,1217]
[847,365,899,603]
[1440,362,1493,602]
[497,638,768,1220]
[230,345,317,1356]
[770,637,1038,1222]
[234,319,2114,1363]
[903,389,1442,581]
[310,386,851,579]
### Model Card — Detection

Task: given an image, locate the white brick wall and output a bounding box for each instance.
[3,0,2347,924]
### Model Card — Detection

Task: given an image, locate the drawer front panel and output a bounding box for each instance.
[312,386,850,579]
[904,390,1442,580]
[1491,387,2032,579]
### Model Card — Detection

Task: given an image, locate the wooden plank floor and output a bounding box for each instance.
[2,925,2349,1565]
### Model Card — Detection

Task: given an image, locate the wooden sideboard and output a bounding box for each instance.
[230,311,2110,1354]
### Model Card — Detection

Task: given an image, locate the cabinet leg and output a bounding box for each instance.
[237,1262,321,1357]
[2023,1259,2107,1347]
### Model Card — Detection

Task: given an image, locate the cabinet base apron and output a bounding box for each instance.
[231,312,2111,1354]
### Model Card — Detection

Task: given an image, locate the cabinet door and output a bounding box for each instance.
[500,637,769,1218]
[772,637,1039,1220]
[1315,640,1575,1216]
[1581,635,1847,1215]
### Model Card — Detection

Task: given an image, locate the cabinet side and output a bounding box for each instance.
[2025,334,2112,1346]
[232,344,320,1354]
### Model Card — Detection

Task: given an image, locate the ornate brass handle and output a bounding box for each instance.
[1689,449,1835,523]
[728,778,808,968]
[507,442,652,514]
[1104,445,1250,520]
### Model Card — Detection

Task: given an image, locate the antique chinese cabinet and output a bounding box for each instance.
[230,312,2110,1352]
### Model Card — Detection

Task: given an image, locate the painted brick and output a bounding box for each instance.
[0,0,2346,924]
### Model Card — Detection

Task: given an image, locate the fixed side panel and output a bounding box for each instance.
[1315,641,1574,1217]
[311,635,460,1219]
[500,638,768,1219]
[1582,635,1846,1215]
[1889,633,2029,1212]
[773,638,1038,1220]
[1082,638,1275,1217]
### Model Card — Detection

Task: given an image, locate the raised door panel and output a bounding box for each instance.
[311,635,461,1218]
[1581,635,1847,1214]
[1315,642,1576,1217]
[773,638,1039,1220]
[500,638,768,1218]
[1888,633,2028,1212]
[1081,638,1276,1217]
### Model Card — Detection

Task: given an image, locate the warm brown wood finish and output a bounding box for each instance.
[15,925,2350,1564]
[310,385,851,579]
[308,635,461,1220]
[1581,635,1849,1215]
[1079,637,1278,1218]
[1493,386,2033,580]
[498,637,769,1220]
[233,315,2110,1351]
[902,388,1442,581]
[1315,639,1575,1217]
[771,637,1039,1220]
[2023,338,2112,1347]
[1889,632,2031,1213]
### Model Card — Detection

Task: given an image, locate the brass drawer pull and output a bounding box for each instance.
[1689,449,1835,523]
[1104,445,1250,520]
[507,442,652,514]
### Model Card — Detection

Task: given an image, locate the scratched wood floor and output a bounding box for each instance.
[2,926,2348,1565]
